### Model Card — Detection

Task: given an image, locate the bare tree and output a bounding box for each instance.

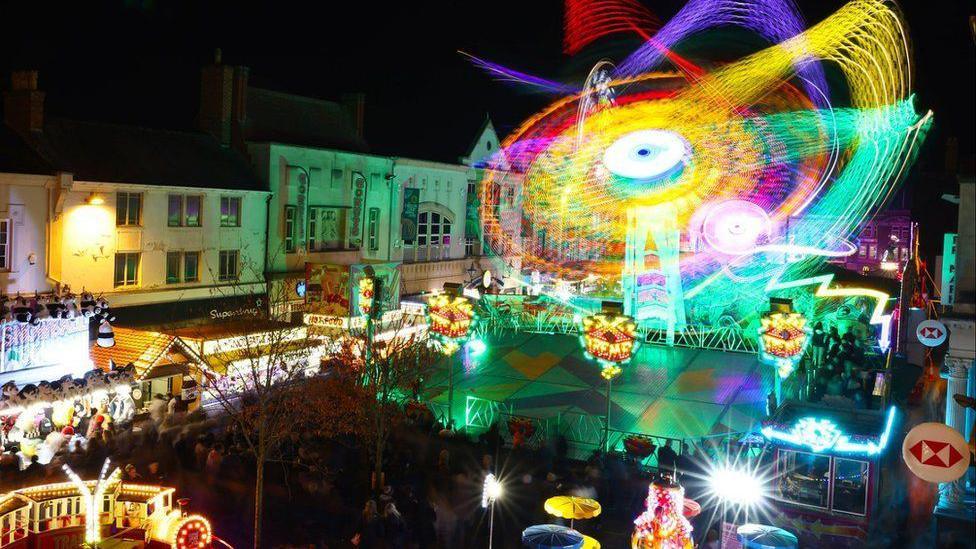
[330,314,440,492]
[189,280,319,549]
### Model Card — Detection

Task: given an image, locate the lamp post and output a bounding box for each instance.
[482,473,502,549]
[579,309,637,453]
[427,283,477,428]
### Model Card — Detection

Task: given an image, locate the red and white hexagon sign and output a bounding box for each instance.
[916,319,948,347]
[902,422,970,483]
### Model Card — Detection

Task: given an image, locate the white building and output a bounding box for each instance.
[1,70,269,322]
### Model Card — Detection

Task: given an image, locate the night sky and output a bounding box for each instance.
[1,0,973,252]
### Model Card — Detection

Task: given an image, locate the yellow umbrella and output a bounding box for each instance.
[581,534,601,549]
[544,495,602,528]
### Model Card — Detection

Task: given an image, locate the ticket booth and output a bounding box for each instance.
[760,401,897,547]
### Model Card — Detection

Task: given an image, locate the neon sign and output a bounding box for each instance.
[427,294,476,348]
[761,407,897,456]
[580,313,638,365]
[758,312,810,378]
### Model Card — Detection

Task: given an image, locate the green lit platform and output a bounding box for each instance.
[423,332,775,442]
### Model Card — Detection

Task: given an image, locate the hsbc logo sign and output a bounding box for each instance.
[902,422,970,484]
[916,319,948,347]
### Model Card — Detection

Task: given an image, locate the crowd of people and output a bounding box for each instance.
[798,320,881,409]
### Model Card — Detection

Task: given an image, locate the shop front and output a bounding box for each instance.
[89,327,208,414]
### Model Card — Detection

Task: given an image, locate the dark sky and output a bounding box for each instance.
[1,0,973,253]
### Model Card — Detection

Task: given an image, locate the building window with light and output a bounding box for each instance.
[114,252,140,287]
[166,252,181,283]
[220,196,242,227]
[284,205,296,253]
[168,194,202,227]
[218,250,239,281]
[368,208,380,251]
[0,219,10,271]
[116,192,142,226]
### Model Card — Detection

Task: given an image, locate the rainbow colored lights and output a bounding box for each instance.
[581,313,638,365]
[473,0,931,339]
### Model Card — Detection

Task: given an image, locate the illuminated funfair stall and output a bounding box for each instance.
[0,459,215,549]
[472,0,930,353]
[759,402,898,547]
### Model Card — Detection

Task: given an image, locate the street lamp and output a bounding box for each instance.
[427,283,477,428]
[706,464,767,549]
[579,307,638,452]
[482,473,503,549]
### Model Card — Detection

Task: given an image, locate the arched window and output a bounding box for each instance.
[408,205,453,262]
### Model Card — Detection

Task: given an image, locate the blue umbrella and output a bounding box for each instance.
[736,523,799,549]
[521,524,584,549]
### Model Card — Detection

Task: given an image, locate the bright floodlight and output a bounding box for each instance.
[467,338,487,356]
[482,473,503,508]
[707,465,765,508]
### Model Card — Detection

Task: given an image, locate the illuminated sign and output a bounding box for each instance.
[940,233,957,307]
[427,294,475,342]
[172,516,213,549]
[358,277,375,317]
[758,312,809,378]
[580,313,638,365]
[761,407,897,456]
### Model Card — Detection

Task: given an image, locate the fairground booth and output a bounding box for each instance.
[760,401,898,547]
[0,465,214,549]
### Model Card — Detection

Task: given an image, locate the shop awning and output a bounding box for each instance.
[202,340,319,376]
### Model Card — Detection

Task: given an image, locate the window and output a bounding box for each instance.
[116,192,141,226]
[167,195,183,226]
[410,209,453,262]
[505,187,515,207]
[166,252,181,283]
[218,250,239,281]
[169,194,203,227]
[465,237,478,257]
[184,251,200,282]
[308,207,318,251]
[368,208,380,251]
[114,252,140,287]
[220,196,242,227]
[0,219,10,271]
[778,450,830,509]
[284,205,296,253]
[832,458,869,515]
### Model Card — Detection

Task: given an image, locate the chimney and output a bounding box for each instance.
[198,49,249,149]
[341,92,365,140]
[3,70,45,136]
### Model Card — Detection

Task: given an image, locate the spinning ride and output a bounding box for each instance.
[474,0,931,344]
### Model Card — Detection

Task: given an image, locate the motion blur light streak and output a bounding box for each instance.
[473,0,930,334]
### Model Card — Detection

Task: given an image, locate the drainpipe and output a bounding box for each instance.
[387,159,397,262]
[263,193,272,288]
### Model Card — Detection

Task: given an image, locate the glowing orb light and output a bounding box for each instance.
[471,0,931,335]
[707,465,767,510]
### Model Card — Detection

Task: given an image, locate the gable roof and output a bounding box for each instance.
[22,117,263,191]
[90,326,200,380]
[244,87,368,153]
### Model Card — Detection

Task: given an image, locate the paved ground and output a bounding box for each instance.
[423,332,775,440]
